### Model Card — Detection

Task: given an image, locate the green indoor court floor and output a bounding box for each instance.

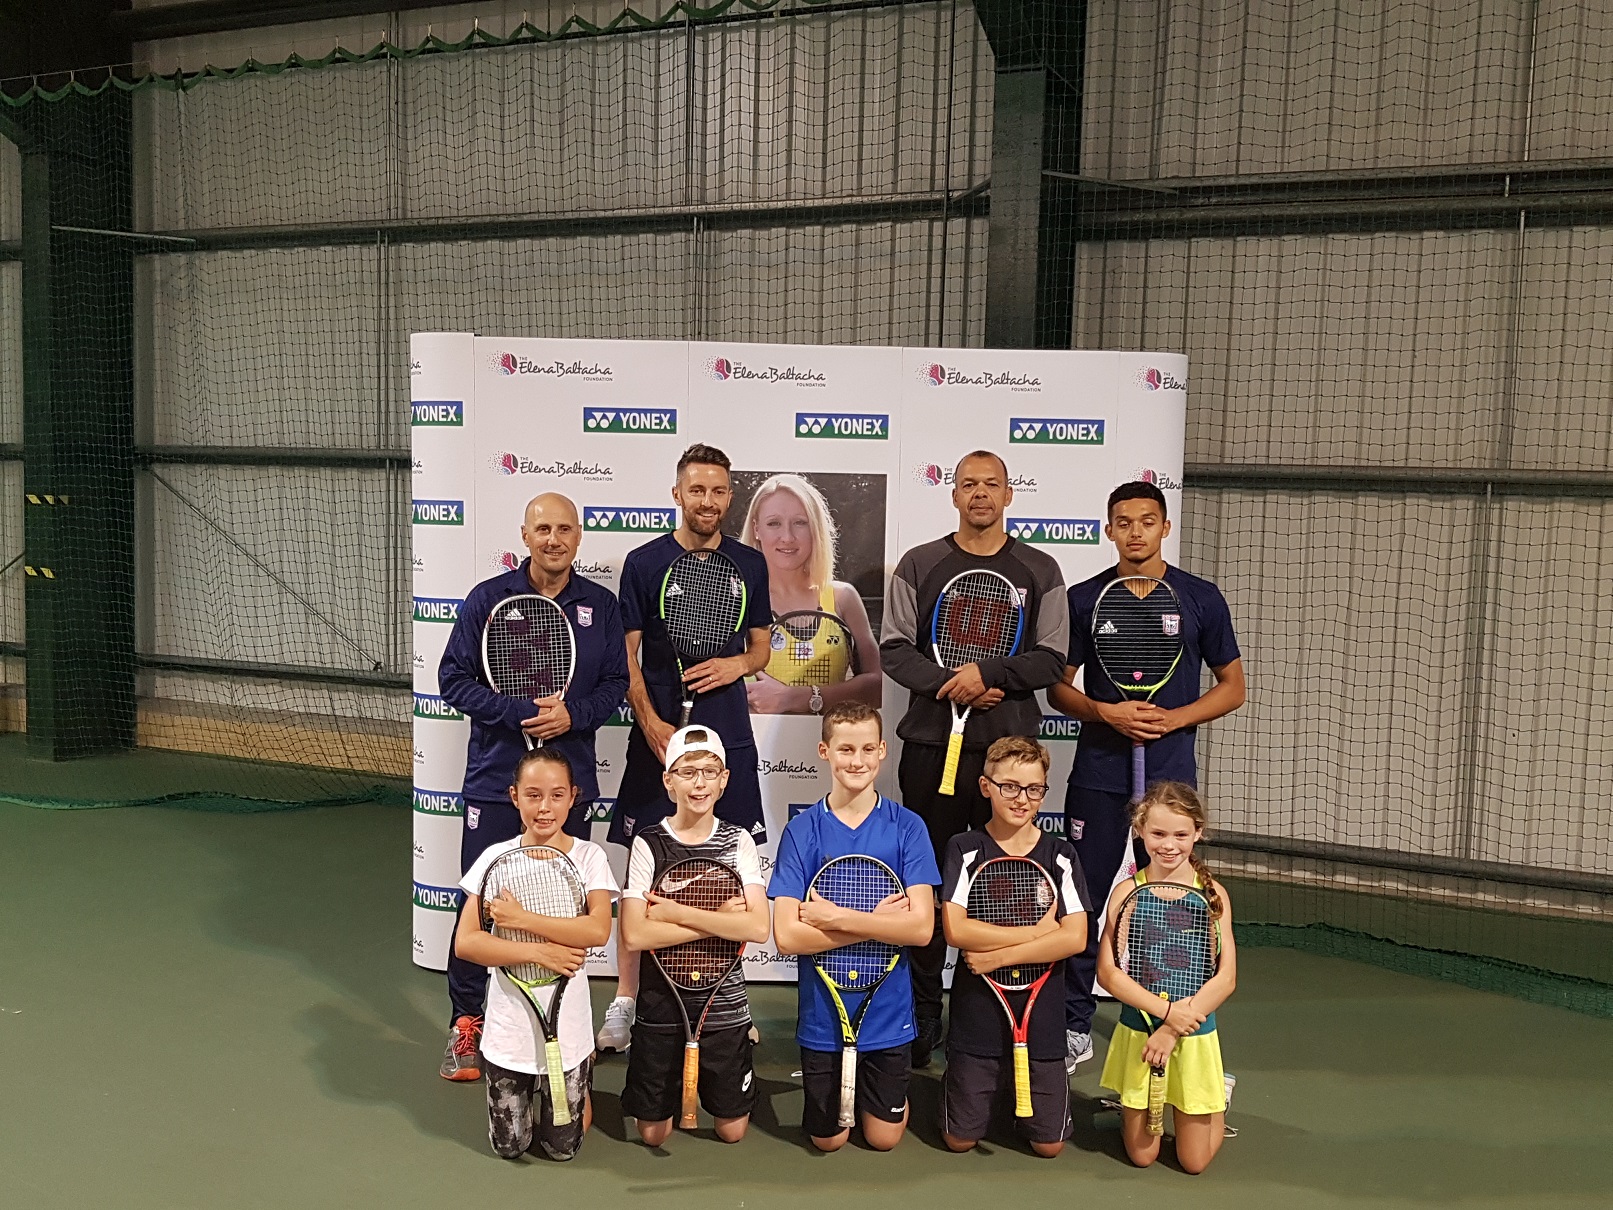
[3,795,1613,1209]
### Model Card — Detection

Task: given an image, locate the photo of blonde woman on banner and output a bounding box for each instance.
[726,471,884,714]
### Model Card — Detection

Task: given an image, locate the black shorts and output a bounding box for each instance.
[799,1045,911,1138]
[940,1049,1072,1146]
[484,1056,592,1161]
[620,1023,757,1123]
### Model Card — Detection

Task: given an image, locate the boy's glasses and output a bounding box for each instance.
[983,776,1049,802]
[669,766,724,784]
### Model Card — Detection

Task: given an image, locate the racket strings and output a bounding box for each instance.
[934,576,1021,667]
[1092,581,1182,687]
[663,552,746,659]
[771,612,855,681]
[965,859,1055,990]
[652,860,745,989]
[483,848,585,984]
[810,857,902,987]
[486,599,573,697]
[1120,889,1217,999]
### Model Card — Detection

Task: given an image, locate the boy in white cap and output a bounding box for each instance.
[618,726,771,1146]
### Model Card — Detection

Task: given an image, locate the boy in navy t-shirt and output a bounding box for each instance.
[1049,479,1245,1071]
[770,701,939,1152]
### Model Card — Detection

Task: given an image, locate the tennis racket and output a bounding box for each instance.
[807,855,904,1128]
[1113,881,1218,1135]
[964,855,1057,1117]
[647,858,749,1129]
[482,593,577,751]
[477,844,588,1126]
[1090,576,1184,804]
[660,549,748,726]
[769,610,857,687]
[930,570,1025,795]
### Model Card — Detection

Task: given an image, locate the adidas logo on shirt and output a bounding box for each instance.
[1098,620,1118,635]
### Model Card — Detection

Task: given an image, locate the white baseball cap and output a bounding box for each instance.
[664,725,727,771]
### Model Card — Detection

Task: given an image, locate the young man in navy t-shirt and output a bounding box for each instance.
[770,701,939,1152]
[1049,480,1245,1072]
[596,442,773,1051]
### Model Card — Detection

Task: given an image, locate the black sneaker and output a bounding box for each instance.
[911,1016,943,1069]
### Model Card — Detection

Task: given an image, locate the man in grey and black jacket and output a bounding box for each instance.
[879,449,1070,1065]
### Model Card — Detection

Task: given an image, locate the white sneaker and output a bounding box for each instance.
[1065,1030,1093,1074]
[1223,1071,1236,1109]
[596,996,635,1052]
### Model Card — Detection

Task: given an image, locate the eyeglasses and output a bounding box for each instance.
[669,766,724,784]
[983,777,1049,802]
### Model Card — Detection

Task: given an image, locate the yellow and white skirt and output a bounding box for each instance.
[1099,1020,1226,1117]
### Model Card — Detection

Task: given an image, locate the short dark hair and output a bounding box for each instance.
[1107,480,1168,520]
[512,746,575,787]
[984,735,1050,776]
[954,449,1008,484]
[821,700,882,743]
[677,443,732,479]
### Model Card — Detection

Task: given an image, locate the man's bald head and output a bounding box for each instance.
[521,493,583,585]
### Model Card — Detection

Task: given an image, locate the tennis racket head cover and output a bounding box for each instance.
[1090,575,1184,701]
[649,857,747,988]
[1113,881,1218,999]
[661,549,747,661]
[930,570,1025,670]
[964,855,1056,990]
[808,855,903,990]
[482,593,577,699]
[478,844,587,983]
[769,610,857,684]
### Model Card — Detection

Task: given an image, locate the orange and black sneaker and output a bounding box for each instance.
[439,1015,483,1082]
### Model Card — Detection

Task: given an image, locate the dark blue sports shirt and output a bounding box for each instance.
[1065,564,1241,793]
[618,532,771,750]
[767,796,941,1052]
[438,560,630,806]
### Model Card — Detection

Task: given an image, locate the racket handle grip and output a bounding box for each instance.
[838,1044,857,1129]
[1129,740,1146,805]
[938,732,963,796]
[1012,1044,1033,1118]
[1147,1063,1166,1135]
[679,1040,700,1129]
[544,1039,572,1127]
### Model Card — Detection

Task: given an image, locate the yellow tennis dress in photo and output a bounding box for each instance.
[1099,872,1227,1116]
[765,585,851,686]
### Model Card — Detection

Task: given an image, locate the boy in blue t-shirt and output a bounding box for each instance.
[769,701,940,1152]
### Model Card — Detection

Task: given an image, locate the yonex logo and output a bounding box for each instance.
[1007,517,1101,545]
[411,400,463,426]
[1098,620,1118,635]
[795,412,889,439]
[412,499,464,526]
[1136,366,1187,392]
[787,803,816,819]
[583,506,675,532]
[412,789,465,817]
[412,596,462,623]
[584,407,677,434]
[1038,716,1081,741]
[413,882,464,912]
[585,798,616,825]
[604,705,636,727]
[1010,417,1105,445]
[1035,810,1066,836]
[413,693,463,720]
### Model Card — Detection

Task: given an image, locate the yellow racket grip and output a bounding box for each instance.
[1012,1043,1033,1118]
[938,731,964,796]
[679,1040,701,1129]
[544,1039,572,1126]
[1146,1064,1166,1135]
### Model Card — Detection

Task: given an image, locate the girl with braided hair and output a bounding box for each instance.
[1095,781,1238,1174]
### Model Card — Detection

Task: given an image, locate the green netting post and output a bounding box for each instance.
[975,0,1085,350]
[17,91,137,759]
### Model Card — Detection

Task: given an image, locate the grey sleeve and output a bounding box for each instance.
[879,553,949,696]
[978,555,1068,691]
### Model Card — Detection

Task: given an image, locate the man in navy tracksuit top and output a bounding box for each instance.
[435,492,630,1082]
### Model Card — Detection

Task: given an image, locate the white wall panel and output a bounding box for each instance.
[1076,230,1510,469]
[1084,0,1527,179]
[149,464,397,670]
[146,247,381,448]
[1185,488,1476,855]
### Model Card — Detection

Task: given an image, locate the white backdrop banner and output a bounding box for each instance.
[411,336,1187,976]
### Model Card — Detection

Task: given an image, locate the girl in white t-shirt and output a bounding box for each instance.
[457,748,620,1160]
